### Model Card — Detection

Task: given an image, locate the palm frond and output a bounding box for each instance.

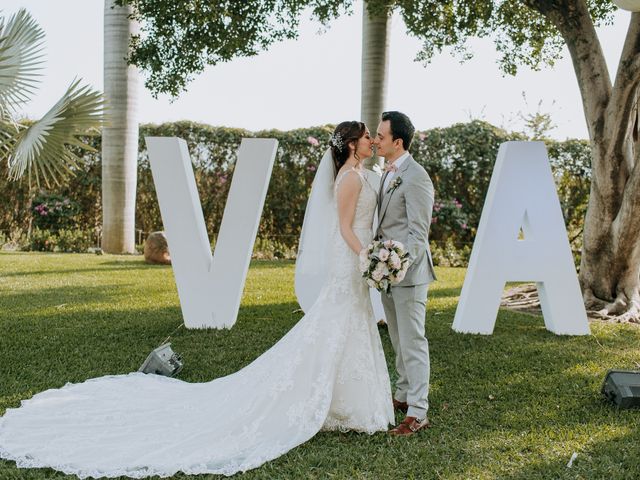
[8,79,105,187]
[0,9,45,113]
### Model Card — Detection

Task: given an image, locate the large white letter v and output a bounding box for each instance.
[145,137,278,329]
[452,141,590,336]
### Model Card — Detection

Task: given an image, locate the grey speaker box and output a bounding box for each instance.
[601,370,640,409]
[139,343,183,377]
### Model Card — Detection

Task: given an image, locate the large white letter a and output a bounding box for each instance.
[452,141,590,335]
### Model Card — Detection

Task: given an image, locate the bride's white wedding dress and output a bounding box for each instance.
[0,167,393,478]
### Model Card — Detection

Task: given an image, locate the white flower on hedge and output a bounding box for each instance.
[378,248,390,262]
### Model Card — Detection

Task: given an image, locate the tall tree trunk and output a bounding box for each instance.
[361,1,391,169]
[102,0,139,253]
[541,2,640,321]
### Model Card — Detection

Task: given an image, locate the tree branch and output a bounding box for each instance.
[612,125,640,256]
[542,0,611,142]
[607,12,640,155]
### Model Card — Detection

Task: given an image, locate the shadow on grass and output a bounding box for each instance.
[0,284,138,319]
[0,259,293,279]
[427,286,462,300]
[367,304,640,479]
[1,276,639,479]
[0,264,163,278]
[491,426,640,480]
[0,300,302,409]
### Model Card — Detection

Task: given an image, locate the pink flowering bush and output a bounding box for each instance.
[431,198,471,242]
[32,193,80,231]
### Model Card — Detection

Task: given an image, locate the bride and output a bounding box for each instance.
[0,121,394,478]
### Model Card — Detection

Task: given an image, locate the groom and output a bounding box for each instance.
[373,111,436,436]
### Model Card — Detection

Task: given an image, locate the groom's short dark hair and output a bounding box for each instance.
[382,111,415,151]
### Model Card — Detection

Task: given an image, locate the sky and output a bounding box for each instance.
[5,1,634,140]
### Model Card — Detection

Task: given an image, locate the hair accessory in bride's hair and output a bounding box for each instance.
[329,132,344,152]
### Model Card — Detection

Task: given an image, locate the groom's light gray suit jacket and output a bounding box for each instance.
[375,155,436,286]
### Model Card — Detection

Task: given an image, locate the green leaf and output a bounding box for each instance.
[8,79,105,187]
[0,8,45,113]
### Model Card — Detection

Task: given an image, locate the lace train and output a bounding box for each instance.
[0,167,393,478]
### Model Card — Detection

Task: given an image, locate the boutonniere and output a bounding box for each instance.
[386,176,403,194]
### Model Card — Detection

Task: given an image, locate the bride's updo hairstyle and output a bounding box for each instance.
[329,121,366,177]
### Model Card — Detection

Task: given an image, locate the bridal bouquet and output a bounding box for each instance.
[359,240,410,293]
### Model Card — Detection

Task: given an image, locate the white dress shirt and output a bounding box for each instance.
[383,151,410,192]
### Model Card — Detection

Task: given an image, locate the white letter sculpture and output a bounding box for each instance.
[452,141,590,336]
[146,137,278,329]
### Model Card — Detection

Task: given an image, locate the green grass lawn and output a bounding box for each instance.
[1,252,639,480]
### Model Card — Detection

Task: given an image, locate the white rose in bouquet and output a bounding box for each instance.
[378,248,390,262]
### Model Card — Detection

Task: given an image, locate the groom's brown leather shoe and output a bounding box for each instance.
[388,416,431,436]
[392,399,408,413]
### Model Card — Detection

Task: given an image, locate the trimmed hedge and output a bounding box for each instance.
[0,120,591,259]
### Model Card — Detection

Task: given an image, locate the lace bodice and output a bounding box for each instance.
[334,167,379,230]
[325,168,380,300]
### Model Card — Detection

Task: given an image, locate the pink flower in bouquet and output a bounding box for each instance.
[378,248,390,262]
[366,278,377,289]
[389,252,401,270]
[384,240,394,249]
[395,269,406,282]
[391,240,404,250]
[372,263,385,281]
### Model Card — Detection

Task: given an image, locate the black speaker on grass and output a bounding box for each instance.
[601,370,640,409]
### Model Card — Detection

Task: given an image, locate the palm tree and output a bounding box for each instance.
[361,1,391,169]
[0,9,105,187]
[102,0,139,254]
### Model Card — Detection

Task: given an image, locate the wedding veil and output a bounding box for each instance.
[295,148,336,313]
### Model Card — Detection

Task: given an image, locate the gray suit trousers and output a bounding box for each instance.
[381,283,430,419]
